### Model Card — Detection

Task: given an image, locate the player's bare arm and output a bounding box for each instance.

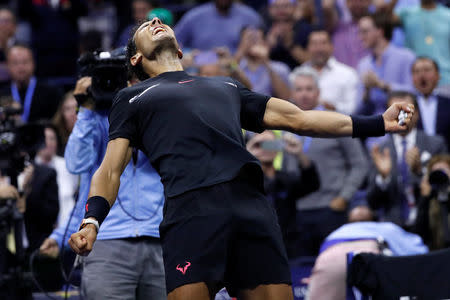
[263,97,414,137]
[69,138,132,256]
[88,138,132,204]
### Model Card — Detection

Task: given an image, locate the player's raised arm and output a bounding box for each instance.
[69,138,132,256]
[263,97,414,138]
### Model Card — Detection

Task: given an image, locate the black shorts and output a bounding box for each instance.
[159,168,292,296]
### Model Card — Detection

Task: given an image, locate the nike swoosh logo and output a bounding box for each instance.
[224,82,237,88]
[129,83,160,103]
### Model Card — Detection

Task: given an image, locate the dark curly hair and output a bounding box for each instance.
[367,11,394,41]
[126,25,150,81]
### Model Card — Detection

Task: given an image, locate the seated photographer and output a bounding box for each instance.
[246,130,319,258]
[0,183,23,212]
[306,205,428,300]
[368,91,448,230]
[414,154,450,250]
[40,75,166,300]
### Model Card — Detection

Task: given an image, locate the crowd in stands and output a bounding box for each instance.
[0,0,449,298]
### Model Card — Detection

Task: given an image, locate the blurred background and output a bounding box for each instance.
[0,0,449,299]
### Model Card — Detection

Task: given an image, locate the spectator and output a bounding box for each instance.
[284,67,369,256]
[174,0,263,53]
[412,57,450,148]
[372,0,420,47]
[307,205,428,300]
[368,91,447,228]
[235,27,291,99]
[116,0,157,47]
[0,45,62,123]
[17,0,88,81]
[196,47,252,89]
[265,0,315,68]
[0,7,16,85]
[78,0,118,50]
[414,154,450,250]
[147,8,174,27]
[246,130,320,257]
[323,0,371,68]
[79,30,103,55]
[34,124,78,228]
[301,29,359,114]
[293,0,319,24]
[52,91,78,155]
[394,0,450,85]
[20,161,59,253]
[357,12,416,115]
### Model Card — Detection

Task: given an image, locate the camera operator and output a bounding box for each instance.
[0,110,59,299]
[0,96,59,253]
[40,73,166,299]
[0,181,24,214]
[414,154,450,250]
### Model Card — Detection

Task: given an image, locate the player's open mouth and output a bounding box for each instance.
[153,27,166,35]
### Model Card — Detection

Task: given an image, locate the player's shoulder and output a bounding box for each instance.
[199,75,242,88]
[114,79,154,102]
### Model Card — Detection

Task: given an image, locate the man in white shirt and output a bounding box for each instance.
[300,29,359,115]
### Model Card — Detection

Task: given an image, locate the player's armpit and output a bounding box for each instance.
[262,97,353,137]
[88,138,133,207]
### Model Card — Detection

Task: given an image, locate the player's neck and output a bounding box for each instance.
[142,51,183,78]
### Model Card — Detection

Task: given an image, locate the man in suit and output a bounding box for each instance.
[0,44,62,123]
[284,66,369,256]
[368,91,448,229]
[412,57,450,148]
[22,163,59,252]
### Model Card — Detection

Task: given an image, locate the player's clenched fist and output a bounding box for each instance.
[68,224,98,256]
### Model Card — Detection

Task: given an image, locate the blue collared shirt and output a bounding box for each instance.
[320,222,428,255]
[50,108,164,246]
[357,43,416,115]
[174,2,263,53]
[239,58,290,97]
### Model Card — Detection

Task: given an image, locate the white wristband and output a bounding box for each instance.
[79,218,99,233]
